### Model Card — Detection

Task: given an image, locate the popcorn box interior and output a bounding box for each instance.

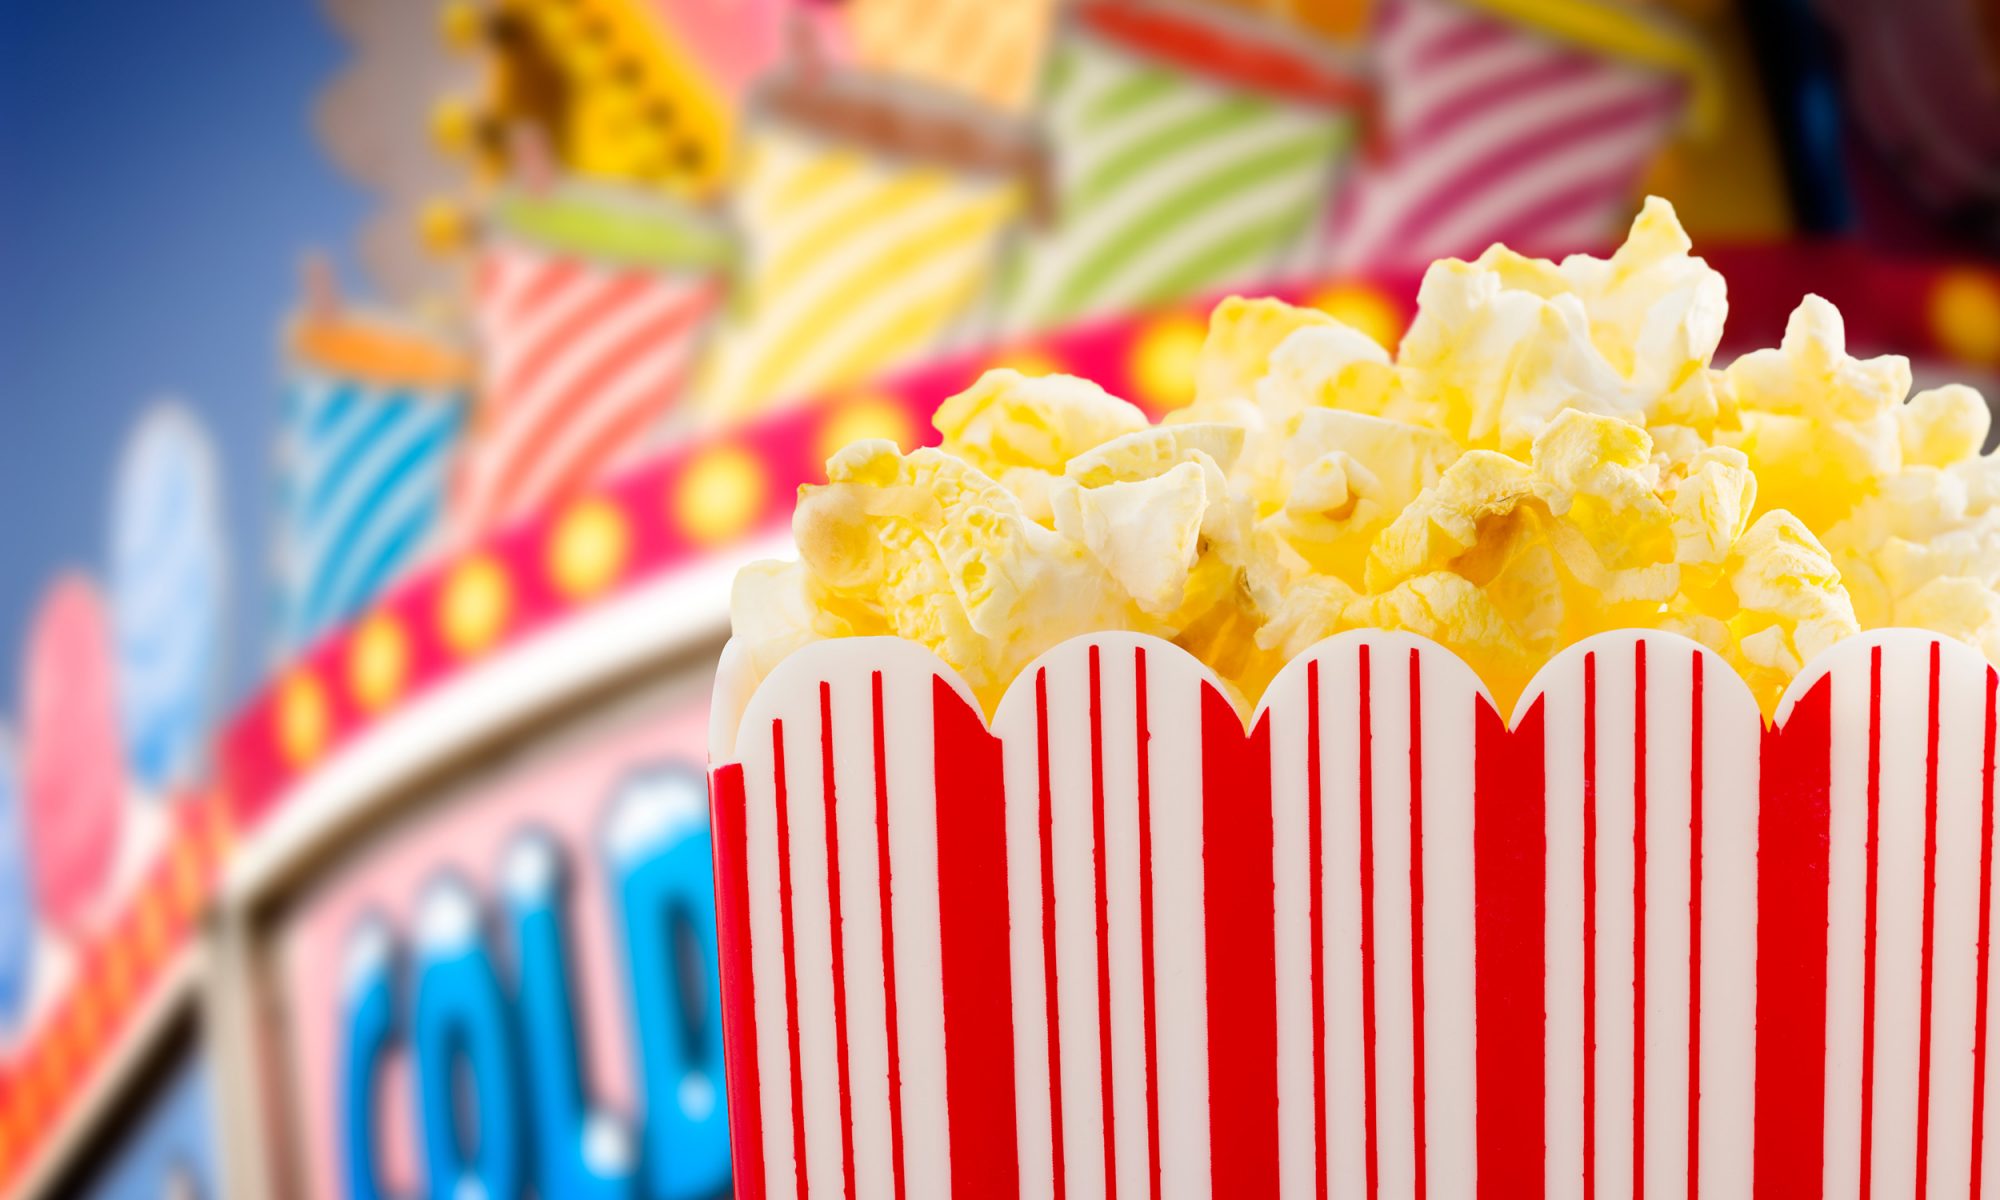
[709,624,2000,1196]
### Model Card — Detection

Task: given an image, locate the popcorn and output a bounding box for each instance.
[734,198,2000,715]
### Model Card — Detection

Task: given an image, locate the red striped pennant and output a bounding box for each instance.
[459,244,721,536]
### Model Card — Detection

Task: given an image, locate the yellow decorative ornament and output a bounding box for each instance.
[440,0,484,49]
[277,670,331,767]
[430,97,477,156]
[102,940,134,1013]
[1310,282,1405,352]
[348,613,412,712]
[418,199,472,255]
[440,554,514,656]
[1930,269,2000,367]
[988,348,1068,380]
[676,445,769,546]
[549,496,632,599]
[1129,314,1208,413]
[136,892,169,970]
[169,837,205,919]
[817,396,918,468]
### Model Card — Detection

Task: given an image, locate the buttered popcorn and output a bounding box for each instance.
[733,197,1995,715]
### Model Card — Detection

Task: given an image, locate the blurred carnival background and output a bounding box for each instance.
[1,0,1999,1195]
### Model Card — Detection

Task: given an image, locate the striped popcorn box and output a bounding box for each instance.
[277,298,470,650]
[989,0,1366,339]
[688,71,1037,426]
[710,626,2000,1195]
[455,184,731,536]
[1326,0,1701,273]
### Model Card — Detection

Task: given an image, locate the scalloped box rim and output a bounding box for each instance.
[707,625,1972,767]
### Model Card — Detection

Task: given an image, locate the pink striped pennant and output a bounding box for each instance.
[1327,0,1688,273]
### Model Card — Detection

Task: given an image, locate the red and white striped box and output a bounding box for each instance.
[708,627,2000,1197]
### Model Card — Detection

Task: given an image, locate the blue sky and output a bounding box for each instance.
[0,0,369,707]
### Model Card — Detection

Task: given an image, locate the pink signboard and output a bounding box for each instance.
[277,681,729,1200]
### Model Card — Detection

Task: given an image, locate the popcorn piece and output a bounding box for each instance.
[1250,323,1399,431]
[1899,575,2000,665]
[1719,511,1860,703]
[1064,423,1245,488]
[1051,462,1208,618]
[1192,296,1337,409]
[1723,295,1909,529]
[791,440,1132,706]
[1663,446,1756,570]
[1059,422,1259,622]
[1345,572,1532,708]
[1366,451,1537,589]
[1900,384,1991,468]
[1558,195,1730,430]
[1531,409,1674,578]
[1263,410,1458,587]
[932,369,1151,523]
[1820,458,2000,659]
[1255,574,1359,663]
[729,560,825,680]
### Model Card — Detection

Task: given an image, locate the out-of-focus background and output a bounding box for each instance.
[1,0,1998,1195]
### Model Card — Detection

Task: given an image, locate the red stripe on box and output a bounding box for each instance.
[1975,669,1999,1197]
[1359,645,1381,1199]
[1476,696,1544,1198]
[1134,648,1163,1200]
[1687,651,1704,1200]
[1918,642,1943,1199]
[931,674,1021,1197]
[772,718,810,1195]
[1037,669,1069,1199]
[1584,651,1599,1200]
[1755,676,1833,1193]
[872,674,908,1200]
[1088,645,1119,1199]
[1203,684,1279,1191]
[819,683,858,1200]
[1633,641,1648,1200]
[710,764,765,1200]
[1308,659,1329,1200]
[1862,646,1886,1197]
[1407,648,1429,1199]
